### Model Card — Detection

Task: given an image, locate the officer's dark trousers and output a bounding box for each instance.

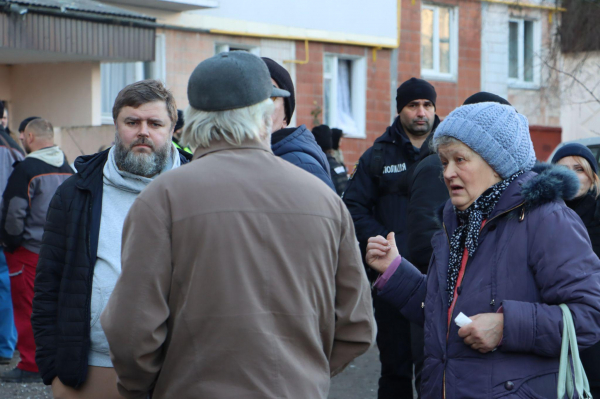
[373,291,424,399]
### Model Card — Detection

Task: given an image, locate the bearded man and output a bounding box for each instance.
[30,80,191,399]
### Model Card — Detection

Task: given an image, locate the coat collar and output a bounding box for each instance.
[442,164,580,235]
[192,138,272,161]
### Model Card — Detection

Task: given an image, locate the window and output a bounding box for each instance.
[421,4,458,80]
[323,54,367,138]
[101,34,166,124]
[508,19,539,86]
[215,43,260,56]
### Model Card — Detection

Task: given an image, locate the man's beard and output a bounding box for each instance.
[113,133,172,178]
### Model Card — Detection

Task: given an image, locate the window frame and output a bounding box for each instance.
[507,18,541,89]
[101,34,167,125]
[323,53,367,139]
[420,3,459,82]
[215,43,260,56]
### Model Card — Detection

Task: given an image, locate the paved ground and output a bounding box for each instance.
[0,353,51,399]
[328,345,380,399]
[0,347,383,399]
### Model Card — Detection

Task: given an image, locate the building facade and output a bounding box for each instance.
[0,0,577,165]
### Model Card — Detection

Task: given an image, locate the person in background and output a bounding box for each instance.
[100,51,374,399]
[552,143,600,398]
[31,80,190,398]
[366,102,600,398]
[343,77,440,398]
[0,113,26,368]
[172,109,191,154]
[18,117,41,138]
[262,57,334,190]
[0,118,73,383]
[312,124,348,196]
[2,103,20,146]
[2,104,8,129]
[331,128,346,166]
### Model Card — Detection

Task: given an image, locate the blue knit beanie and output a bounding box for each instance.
[433,102,536,179]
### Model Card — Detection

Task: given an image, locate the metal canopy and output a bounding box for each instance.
[0,0,156,63]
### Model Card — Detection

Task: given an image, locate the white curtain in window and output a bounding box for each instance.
[101,63,140,116]
[336,60,358,135]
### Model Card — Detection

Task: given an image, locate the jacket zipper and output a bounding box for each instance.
[441,202,524,398]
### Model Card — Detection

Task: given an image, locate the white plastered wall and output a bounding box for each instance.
[9,62,101,130]
[560,51,600,141]
[480,3,561,127]
[480,2,509,99]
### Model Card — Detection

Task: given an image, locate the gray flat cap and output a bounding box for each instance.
[187,51,290,111]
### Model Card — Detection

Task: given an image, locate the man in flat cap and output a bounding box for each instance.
[101,51,375,399]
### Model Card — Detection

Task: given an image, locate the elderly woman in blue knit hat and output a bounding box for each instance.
[365,102,600,398]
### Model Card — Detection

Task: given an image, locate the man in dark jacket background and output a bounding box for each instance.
[31,80,191,397]
[0,114,25,367]
[343,77,439,398]
[262,57,335,190]
[312,124,348,196]
[0,118,73,382]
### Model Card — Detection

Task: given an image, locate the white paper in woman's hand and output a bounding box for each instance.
[455,312,473,328]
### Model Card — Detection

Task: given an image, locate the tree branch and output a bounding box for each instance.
[539,55,600,104]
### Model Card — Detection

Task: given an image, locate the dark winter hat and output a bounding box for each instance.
[19,116,41,133]
[312,125,333,152]
[463,92,511,106]
[187,51,290,112]
[174,109,184,132]
[552,143,598,174]
[396,78,437,113]
[262,57,295,125]
[331,128,343,150]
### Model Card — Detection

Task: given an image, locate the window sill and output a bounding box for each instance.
[343,132,367,140]
[420,71,457,83]
[507,80,540,90]
[101,115,113,125]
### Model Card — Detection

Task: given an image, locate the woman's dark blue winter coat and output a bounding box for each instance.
[271,125,335,190]
[378,166,600,398]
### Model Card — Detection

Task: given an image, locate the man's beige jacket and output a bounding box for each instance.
[101,139,375,399]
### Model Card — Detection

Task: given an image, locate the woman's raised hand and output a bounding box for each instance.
[366,232,399,274]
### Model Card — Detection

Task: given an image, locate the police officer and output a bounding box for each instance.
[172,109,192,154]
[312,124,348,196]
[343,77,439,399]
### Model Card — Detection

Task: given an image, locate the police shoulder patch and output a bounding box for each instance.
[349,162,359,180]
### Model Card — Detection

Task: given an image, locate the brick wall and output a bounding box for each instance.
[326,0,482,168]
[400,0,481,116]
[164,31,263,109]
[162,0,483,171]
[294,42,393,169]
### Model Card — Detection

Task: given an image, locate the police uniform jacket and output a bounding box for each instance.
[343,115,440,273]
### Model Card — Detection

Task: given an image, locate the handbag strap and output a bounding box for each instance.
[557,303,592,399]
